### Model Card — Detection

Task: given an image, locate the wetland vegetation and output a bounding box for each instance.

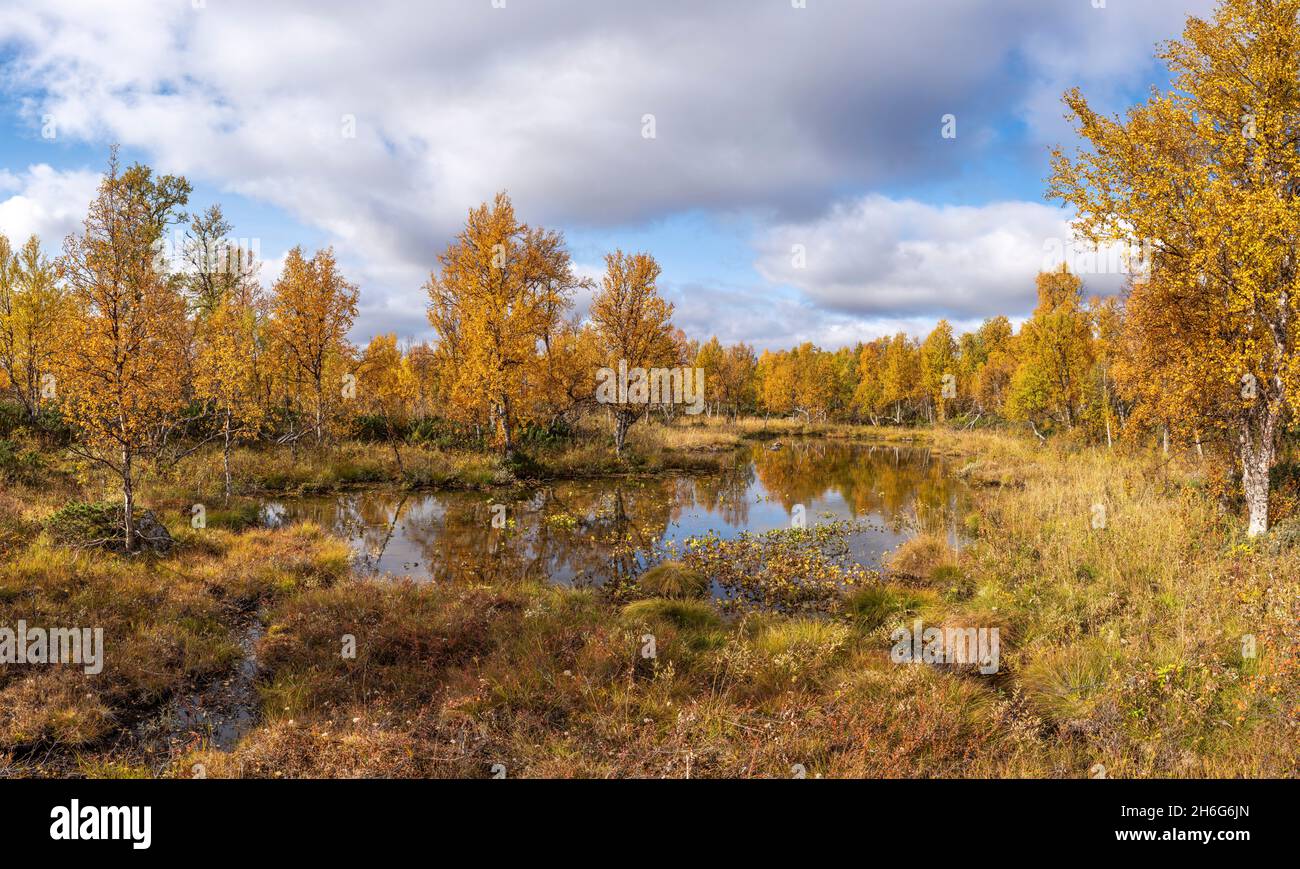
[1,418,1294,778]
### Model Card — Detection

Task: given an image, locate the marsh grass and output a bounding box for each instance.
[0,509,352,766]
[182,429,1293,779]
[843,585,939,633]
[144,443,505,500]
[127,422,746,507]
[886,533,955,582]
[1019,639,1118,725]
[622,597,723,632]
[733,618,853,698]
[635,561,711,599]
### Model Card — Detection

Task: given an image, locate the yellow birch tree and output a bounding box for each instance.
[357,333,418,476]
[195,272,268,499]
[268,246,359,445]
[425,193,579,456]
[1050,0,1300,534]
[0,236,69,421]
[57,151,192,550]
[589,250,677,453]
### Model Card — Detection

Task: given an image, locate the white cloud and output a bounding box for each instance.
[1016,0,1218,146]
[754,195,1131,321]
[0,164,100,249]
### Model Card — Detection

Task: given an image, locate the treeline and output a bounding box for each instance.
[0,153,1126,475]
[0,154,703,550]
[0,156,1285,546]
[737,266,1125,444]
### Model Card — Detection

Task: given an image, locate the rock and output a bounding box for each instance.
[47,501,175,553]
[133,510,174,554]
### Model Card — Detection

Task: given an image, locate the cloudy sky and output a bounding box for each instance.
[0,0,1214,350]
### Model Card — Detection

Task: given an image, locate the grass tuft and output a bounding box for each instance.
[637,560,711,599]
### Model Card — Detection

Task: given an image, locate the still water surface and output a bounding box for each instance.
[263,440,970,587]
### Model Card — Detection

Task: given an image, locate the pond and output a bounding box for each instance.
[261,440,971,588]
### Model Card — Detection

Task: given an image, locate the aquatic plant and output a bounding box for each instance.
[652,520,874,615]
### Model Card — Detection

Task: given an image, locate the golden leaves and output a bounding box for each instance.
[268,246,359,441]
[425,192,582,449]
[57,153,190,454]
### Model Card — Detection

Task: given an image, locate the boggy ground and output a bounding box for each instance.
[0,421,1295,778]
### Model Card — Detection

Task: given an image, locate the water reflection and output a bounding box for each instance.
[263,441,970,587]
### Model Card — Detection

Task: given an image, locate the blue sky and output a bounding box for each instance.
[0,0,1214,350]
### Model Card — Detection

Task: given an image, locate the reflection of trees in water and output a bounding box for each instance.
[366,494,408,568]
[277,442,968,588]
[689,464,755,527]
[305,480,679,589]
[293,494,415,572]
[562,483,676,588]
[751,441,967,535]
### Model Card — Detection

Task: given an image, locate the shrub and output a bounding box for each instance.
[0,439,47,486]
[0,401,25,439]
[45,501,173,553]
[349,413,410,442]
[45,501,122,549]
[408,417,483,449]
[504,450,545,481]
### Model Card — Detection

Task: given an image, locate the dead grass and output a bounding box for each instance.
[0,509,353,764]
[181,429,1296,779]
[886,533,956,582]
